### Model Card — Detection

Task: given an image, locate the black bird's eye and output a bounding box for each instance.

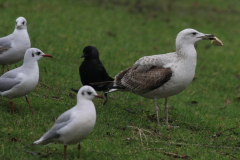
[82,92,84,96]
[36,51,41,56]
[22,21,25,25]
[192,32,197,36]
[87,92,91,95]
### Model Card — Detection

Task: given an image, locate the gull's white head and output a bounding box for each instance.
[77,86,103,101]
[23,48,52,63]
[15,17,27,30]
[176,29,215,46]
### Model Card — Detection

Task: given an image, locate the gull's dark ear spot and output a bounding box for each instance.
[32,53,34,57]
[82,92,84,96]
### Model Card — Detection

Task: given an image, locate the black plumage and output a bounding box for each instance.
[72,46,114,104]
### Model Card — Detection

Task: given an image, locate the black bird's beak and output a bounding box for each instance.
[197,34,215,40]
[81,52,86,58]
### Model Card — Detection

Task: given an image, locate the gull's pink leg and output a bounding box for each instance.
[25,96,37,114]
[10,100,14,113]
[64,145,67,160]
[165,98,169,125]
[7,64,10,71]
[78,143,81,159]
[154,99,160,127]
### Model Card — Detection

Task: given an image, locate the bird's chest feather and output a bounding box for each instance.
[80,62,103,75]
[158,59,196,96]
[11,31,30,52]
[60,110,96,144]
[172,60,196,86]
[18,71,39,93]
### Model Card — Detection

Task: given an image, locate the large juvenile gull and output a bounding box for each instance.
[33,86,103,159]
[0,17,31,74]
[94,29,215,126]
[0,48,52,114]
[72,46,114,105]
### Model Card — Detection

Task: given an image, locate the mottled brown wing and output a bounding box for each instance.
[0,47,11,54]
[116,66,172,93]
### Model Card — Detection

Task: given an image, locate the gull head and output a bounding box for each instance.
[176,29,215,45]
[15,17,27,30]
[77,85,103,101]
[24,48,53,62]
[81,46,99,60]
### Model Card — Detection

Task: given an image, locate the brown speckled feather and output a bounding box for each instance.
[115,65,172,93]
[0,47,11,54]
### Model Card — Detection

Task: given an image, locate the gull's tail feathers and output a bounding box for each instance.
[33,137,52,145]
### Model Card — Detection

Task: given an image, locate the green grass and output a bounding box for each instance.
[0,0,240,159]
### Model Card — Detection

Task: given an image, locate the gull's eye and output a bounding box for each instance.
[22,21,25,25]
[192,32,197,36]
[36,51,41,56]
[87,92,91,95]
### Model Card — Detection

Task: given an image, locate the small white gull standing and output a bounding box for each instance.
[33,86,103,159]
[0,17,31,74]
[0,48,52,114]
[94,29,216,127]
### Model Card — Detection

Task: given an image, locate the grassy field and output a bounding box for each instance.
[0,0,240,159]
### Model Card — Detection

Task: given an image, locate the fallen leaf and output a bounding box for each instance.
[224,99,231,105]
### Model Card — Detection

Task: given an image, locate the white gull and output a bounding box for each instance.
[0,17,31,73]
[33,86,103,159]
[95,29,215,127]
[0,48,52,114]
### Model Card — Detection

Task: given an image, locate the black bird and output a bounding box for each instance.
[72,46,114,104]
